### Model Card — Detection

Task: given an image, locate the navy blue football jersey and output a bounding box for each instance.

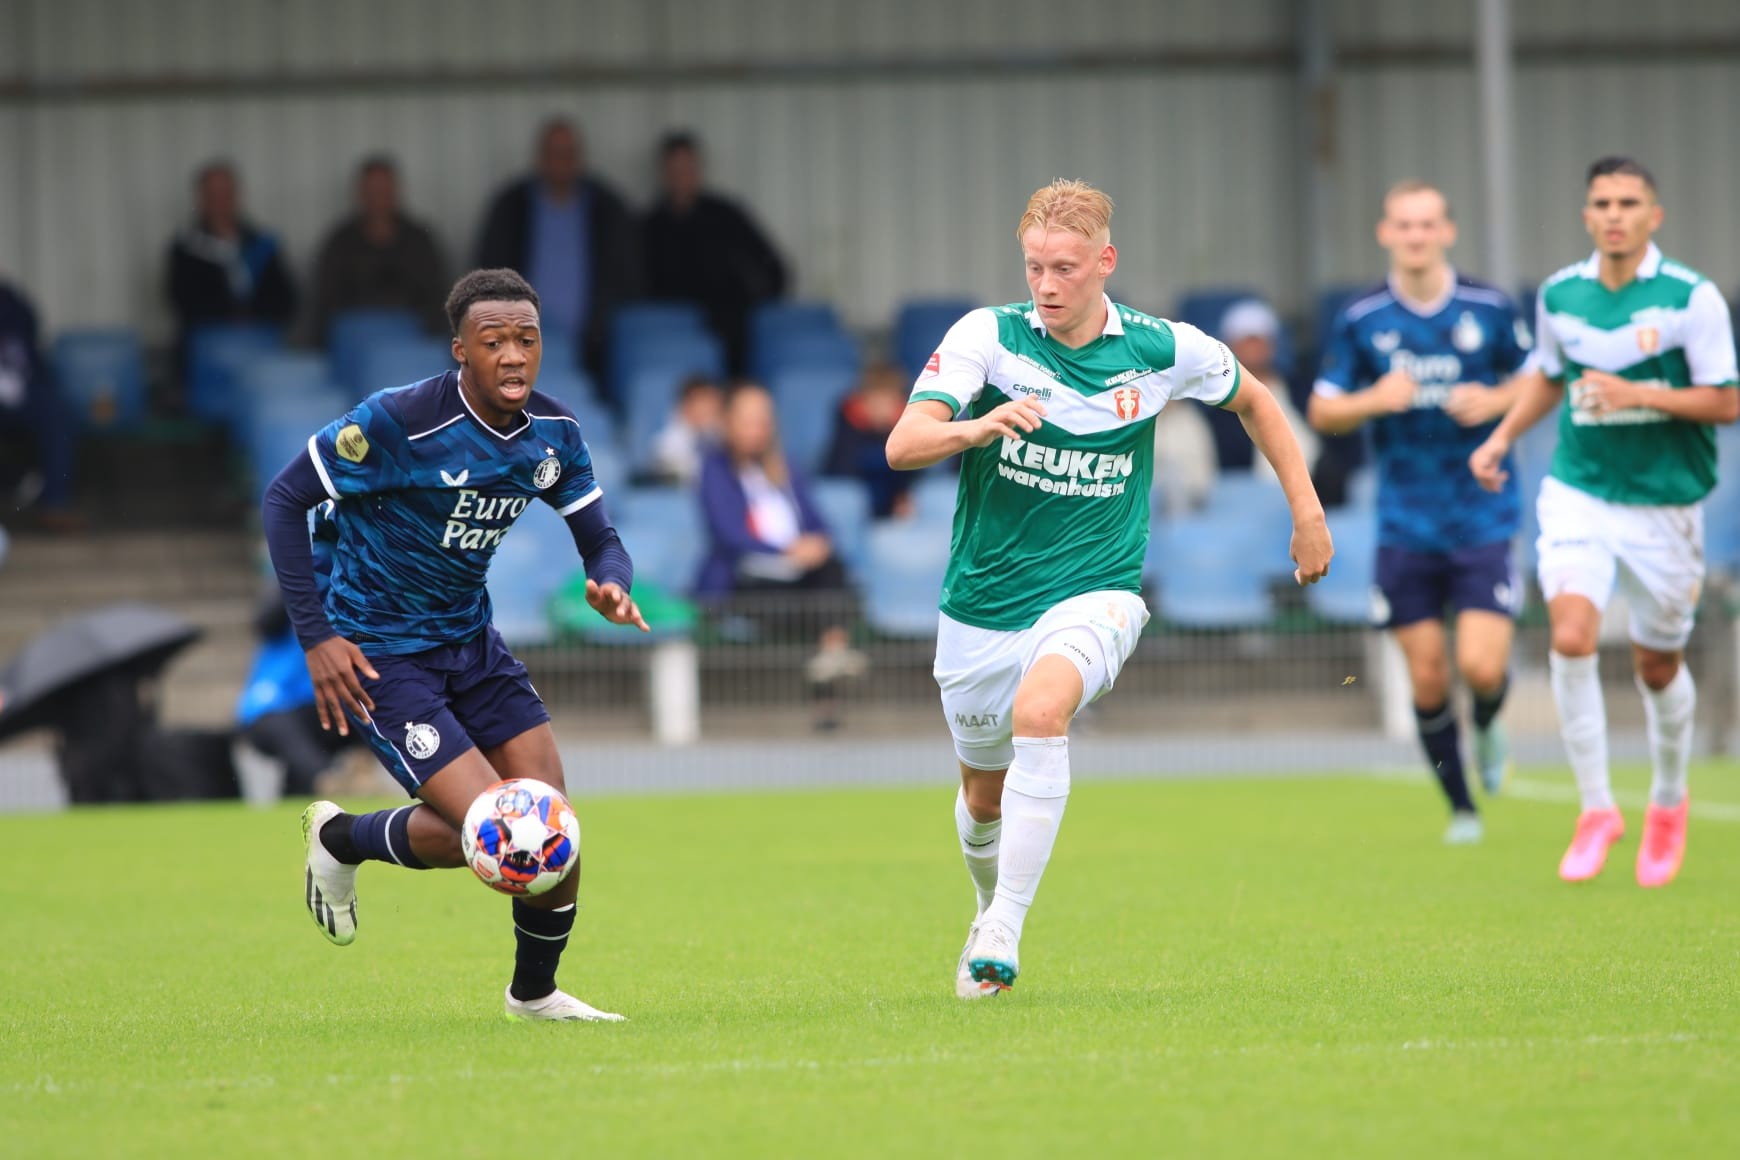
[1314,275,1529,552]
[307,371,598,654]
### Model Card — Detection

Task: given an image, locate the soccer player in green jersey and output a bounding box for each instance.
[1470,157,1740,887]
[886,179,1333,997]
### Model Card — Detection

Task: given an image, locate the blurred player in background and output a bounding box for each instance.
[886,179,1332,998]
[1471,157,1738,886]
[262,268,647,1020]
[1308,181,1531,844]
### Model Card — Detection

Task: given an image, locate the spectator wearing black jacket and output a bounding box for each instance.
[167,161,298,347]
[642,131,787,375]
[474,118,642,381]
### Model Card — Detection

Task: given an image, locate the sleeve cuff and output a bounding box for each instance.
[909,390,964,416]
[1212,363,1243,408]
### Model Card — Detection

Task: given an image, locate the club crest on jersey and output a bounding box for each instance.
[335,424,369,463]
[1113,387,1141,421]
[532,456,562,490]
[405,722,440,761]
[1452,312,1484,353]
[1637,326,1660,355]
[921,351,941,378]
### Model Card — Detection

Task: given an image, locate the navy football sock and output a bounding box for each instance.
[327,806,430,869]
[1473,676,1509,731]
[510,900,575,1002]
[1416,701,1475,814]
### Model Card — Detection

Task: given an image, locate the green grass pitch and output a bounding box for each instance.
[4,761,1738,1158]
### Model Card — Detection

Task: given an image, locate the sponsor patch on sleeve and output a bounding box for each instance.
[921,351,941,378]
[335,424,370,463]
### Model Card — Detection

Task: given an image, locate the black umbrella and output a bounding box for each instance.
[0,603,202,743]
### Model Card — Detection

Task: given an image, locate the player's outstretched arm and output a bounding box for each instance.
[885,397,1045,471]
[1468,369,1560,493]
[585,580,650,632]
[304,637,379,736]
[1225,368,1331,585]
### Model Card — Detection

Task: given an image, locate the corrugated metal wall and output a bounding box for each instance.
[3,0,1737,341]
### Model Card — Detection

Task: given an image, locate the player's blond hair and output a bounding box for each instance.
[1382,179,1452,220]
[1017,179,1114,242]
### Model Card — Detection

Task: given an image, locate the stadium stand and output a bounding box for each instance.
[892,297,975,380]
[809,476,873,581]
[325,307,423,397]
[51,329,148,431]
[863,521,952,638]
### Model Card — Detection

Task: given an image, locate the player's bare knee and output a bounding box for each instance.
[962,774,1004,821]
[1460,657,1508,697]
[1635,651,1681,691]
[1549,623,1598,658]
[1011,692,1072,738]
[1409,667,1451,708]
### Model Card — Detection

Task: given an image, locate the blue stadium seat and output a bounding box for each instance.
[243,388,354,502]
[1199,470,1297,578]
[186,323,285,427]
[1146,518,1275,628]
[612,302,708,345]
[1511,418,1559,576]
[533,367,616,450]
[751,300,840,345]
[810,477,872,581]
[235,352,342,440]
[52,329,148,430]
[768,363,856,473]
[1305,511,1378,623]
[751,329,861,385]
[893,297,975,379]
[1703,424,1740,576]
[618,333,727,465]
[587,443,627,495]
[355,337,453,399]
[612,485,705,596]
[326,309,424,397]
[487,500,578,647]
[863,522,950,637]
[908,472,959,526]
[1313,284,1370,353]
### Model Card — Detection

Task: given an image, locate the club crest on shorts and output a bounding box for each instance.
[1113,387,1141,421]
[405,722,441,761]
[532,456,562,490]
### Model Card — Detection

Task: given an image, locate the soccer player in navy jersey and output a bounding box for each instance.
[1308,182,1531,844]
[262,267,646,1022]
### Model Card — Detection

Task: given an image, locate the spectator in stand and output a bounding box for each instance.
[475,118,642,379]
[641,374,724,486]
[697,383,863,727]
[642,131,787,375]
[0,276,79,530]
[823,362,914,518]
[1202,298,1322,488]
[167,161,297,349]
[305,155,449,342]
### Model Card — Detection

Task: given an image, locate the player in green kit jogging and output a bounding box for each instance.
[1471,158,1739,887]
[886,179,1334,997]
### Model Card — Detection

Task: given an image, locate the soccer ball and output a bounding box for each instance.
[460,779,580,896]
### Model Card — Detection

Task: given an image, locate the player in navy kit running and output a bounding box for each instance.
[1309,182,1530,843]
[262,268,646,1021]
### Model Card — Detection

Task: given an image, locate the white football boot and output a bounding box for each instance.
[301,800,358,946]
[956,923,1002,1000]
[504,987,627,1022]
[966,920,1019,991]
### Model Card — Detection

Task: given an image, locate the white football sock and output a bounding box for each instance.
[982,736,1069,941]
[954,788,1001,918]
[1638,665,1695,808]
[1550,651,1612,812]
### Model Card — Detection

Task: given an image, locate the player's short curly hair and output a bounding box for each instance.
[445,268,541,335]
[1017,179,1114,242]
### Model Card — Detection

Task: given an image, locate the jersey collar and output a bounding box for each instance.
[1577,241,1663,281]
[453,369,532,441]
[1026,293,1124,338]
[1386,266,1458,318]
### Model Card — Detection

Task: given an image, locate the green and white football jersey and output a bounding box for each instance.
[910,294,1241,631]
[1534,243,1738,506]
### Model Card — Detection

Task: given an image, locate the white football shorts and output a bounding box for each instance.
[933,589,1150,770]
[1534,475,1705,651]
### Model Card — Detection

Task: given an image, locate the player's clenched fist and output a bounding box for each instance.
[1467,435,1510,493]
[1290,514,1334,586]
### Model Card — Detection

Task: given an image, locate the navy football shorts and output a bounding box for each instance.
[1374,539,1518,630]
[344,626,550,796]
